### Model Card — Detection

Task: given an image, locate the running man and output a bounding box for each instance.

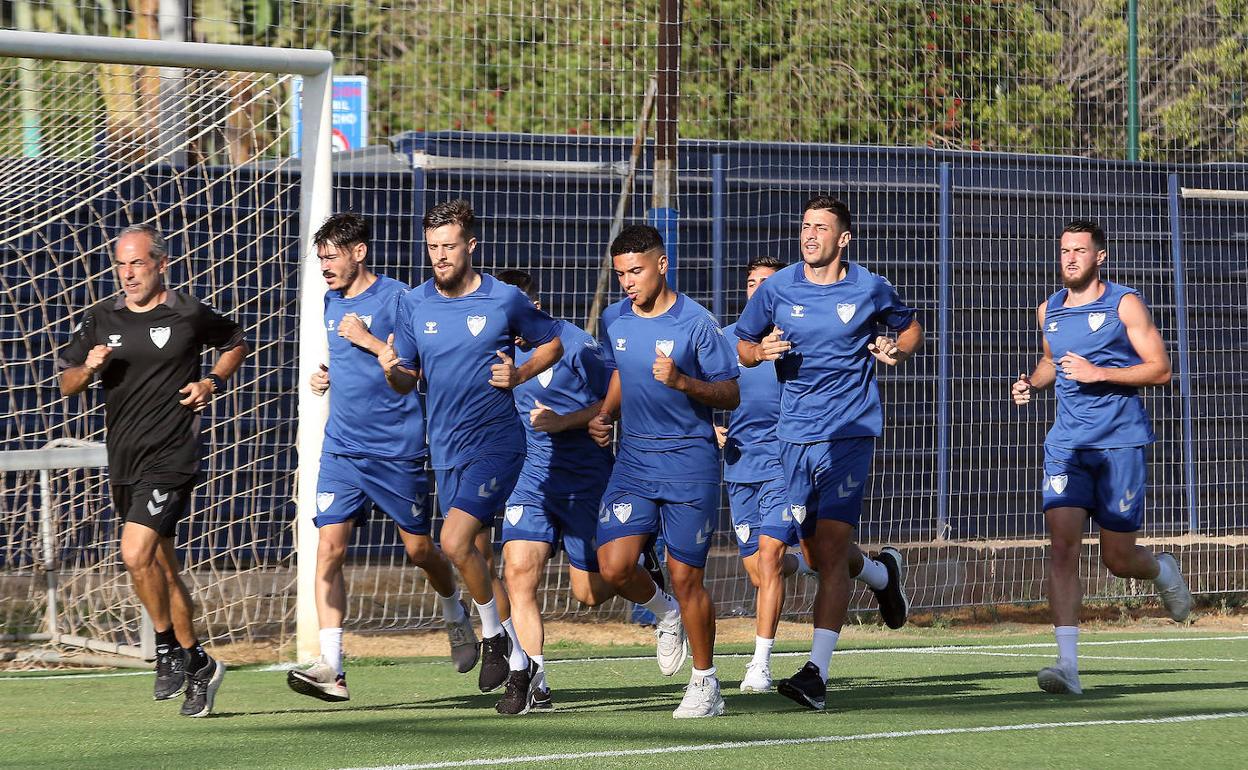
[589,224,740,718]
[382,199,563,706]
[493,269,619,714]
[1011,219,1192,695]
[287,213,477,703]
[735,196,917,710]
[57,223,249,717]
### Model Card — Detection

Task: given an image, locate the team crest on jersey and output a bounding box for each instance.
[615,338,627,351]
[790,504,807,523]
[107,334,123,348]
[612,502,633,523]
[359,315,373,328]
[1046,474,1068,495]
[791,305,805,318]
[466,315,487,336]
[316,492,335,512]
[836,303,856,323]
[734,522,751,543]
[149,326,171,348]
[1088,312,1106,331]
[655,339,675,357]
[505,505,524,525]
[537,368,554,388]
[425,321,438,334]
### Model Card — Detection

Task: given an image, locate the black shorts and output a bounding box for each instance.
[111,477,196,538]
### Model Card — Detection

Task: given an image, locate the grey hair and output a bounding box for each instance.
[118,223,168,261]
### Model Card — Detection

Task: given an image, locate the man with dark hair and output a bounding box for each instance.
[589,224,740,718]
[494,268,619,714]
[1011,219,1190,695]
[58,223,249,717]
[286,212,477,703]
[382,199,564,709]
[736,196,918,710]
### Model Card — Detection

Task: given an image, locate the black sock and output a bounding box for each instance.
[184,642,209,672]
[155,628,178,656]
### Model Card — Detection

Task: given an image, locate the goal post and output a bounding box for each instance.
[0,30,332,663]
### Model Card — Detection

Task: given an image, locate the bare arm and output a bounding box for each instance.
[529,399,604,434]
[379,333,419,395]
[1059,294,1171,387]
[179,342,251,410]
[587,371,621,447]
[737,328,791,368]
[337,313,386,357]
[515,337,563,385]
[868,318,923,366]
[1012,303,1056,405]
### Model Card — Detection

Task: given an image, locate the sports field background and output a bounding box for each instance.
[2,612,1245,769]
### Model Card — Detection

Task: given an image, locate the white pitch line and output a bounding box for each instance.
[4,634,1245,682]
[337,711,1248,770]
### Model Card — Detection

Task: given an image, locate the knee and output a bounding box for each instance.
[756,545,786,579]
[1048,539,1082,569]
[573,582,610,607]
[317,539,348,575]
[404,537,438,568]
[439,535,474,566]
[503,556,542,592]
[668,567,704,601]
[121,543,155,575]
[1100,548,1133,576]
[597,555,632,587]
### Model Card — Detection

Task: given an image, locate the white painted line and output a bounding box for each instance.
[337,710,1248,770]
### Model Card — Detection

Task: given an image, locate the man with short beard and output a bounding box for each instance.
[382,199,563,709]
[1011,219,1192,695]
[286,212,476,703]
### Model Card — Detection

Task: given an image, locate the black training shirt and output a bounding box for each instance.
[57,291,245,485]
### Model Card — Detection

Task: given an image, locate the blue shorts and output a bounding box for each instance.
[726,477,800,557]
[780,437,874,535]
[434,449,525,523]
[316,453,432,535]
[1042,444,1148,533]
[596,472,718,568]
[503,465,606,572]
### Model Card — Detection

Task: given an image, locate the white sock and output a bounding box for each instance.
[438,588,465,621]
[793,551,816,576]
[692,665,717,681]
[319,627,344,676]
[1153,554,1177,587]
[532,654,547,690]
[809,628,840,681]
[751,635,775,667]
[501,617,530,671]
[1055,625,1079,666]
[853,556,889,590]
[642,586,680,622]
[475,598,503,639]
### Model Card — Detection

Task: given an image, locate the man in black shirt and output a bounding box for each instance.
[58,223,249,717]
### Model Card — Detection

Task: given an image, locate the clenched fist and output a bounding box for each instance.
[1011,373,1033,405]
[85,344,112,373]
[588,411,614,447]
[310,363,330,396]
[491,349,519,389]
[653,348,682,388]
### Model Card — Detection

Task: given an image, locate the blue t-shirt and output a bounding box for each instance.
[323,275,427,460]
[599,293,738,483]
[721,321,782,483]
[735,262,916,444]
[513,323,614,492]
[1042,281,1155,449]
[393,273,562,469]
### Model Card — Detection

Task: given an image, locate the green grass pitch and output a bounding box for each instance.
[2,630,1245,769]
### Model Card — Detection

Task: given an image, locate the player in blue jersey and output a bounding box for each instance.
[735,196,918,710]
[286,213,477,703]
[381,200,564,709]
[588,225,740,718]
[1011,219,1192,695]
[717,255,816,694]
[493,269,621,714]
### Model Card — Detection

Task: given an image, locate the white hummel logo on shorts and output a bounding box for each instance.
[505,505,524,525]
[146,489,168,517]
[466,315,487,336]
[149,327,171,348]
[1118,487,1138,512]
[836,474,861,499]
[1088,312,1106,331]
[612,502,632,524]
[837,303,856,323]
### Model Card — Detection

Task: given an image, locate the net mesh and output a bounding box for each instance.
[3,2,1248,652]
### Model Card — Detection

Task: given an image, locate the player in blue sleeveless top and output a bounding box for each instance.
[494,269,620,714]
[382,200,564,707]
[736,197,918,711]
[589,225,740,718]
[289,214,477,703]
[1011,219,1192,695]
[719,256,815,695]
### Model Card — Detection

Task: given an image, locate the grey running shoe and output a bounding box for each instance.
[287,657,349,702]
[181,657,226,717]
[1037,659,1082,695]
[1154,552,1193,622]
[446,600,480,673]
[672,674,726,718]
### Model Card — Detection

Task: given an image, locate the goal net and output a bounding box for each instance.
[0,32,332,658]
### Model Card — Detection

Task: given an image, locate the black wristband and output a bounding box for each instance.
[204,373,226,394]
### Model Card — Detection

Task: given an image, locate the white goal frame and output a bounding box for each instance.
[0,30,333,662]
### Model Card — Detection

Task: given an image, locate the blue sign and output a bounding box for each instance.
[291,75,368,157]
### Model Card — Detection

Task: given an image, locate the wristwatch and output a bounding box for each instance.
[204,373,226,394]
